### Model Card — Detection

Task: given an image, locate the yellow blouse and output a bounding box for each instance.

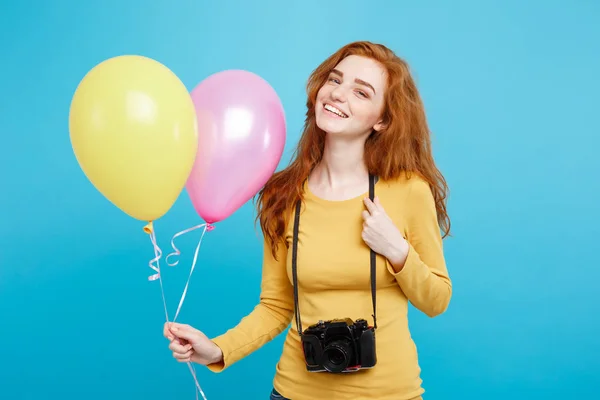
[208,173,452,400]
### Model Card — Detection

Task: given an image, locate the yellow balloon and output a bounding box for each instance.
[69,55,198,222]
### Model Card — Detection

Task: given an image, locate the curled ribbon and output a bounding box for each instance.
[144,222,162,282]
[166,222,214,266]
[144,221,170,321]
[144,221,212,400]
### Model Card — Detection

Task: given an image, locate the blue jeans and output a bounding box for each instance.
[270,388,422,399]
[270,388,290,400]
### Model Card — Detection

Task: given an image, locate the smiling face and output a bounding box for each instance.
[315,55,388,138]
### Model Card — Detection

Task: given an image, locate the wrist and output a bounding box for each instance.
[211,343,223,364]
[386,238,409,273]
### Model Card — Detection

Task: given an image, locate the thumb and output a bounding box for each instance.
[170,323,201,343]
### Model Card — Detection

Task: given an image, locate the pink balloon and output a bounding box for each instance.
[186,70,286,223]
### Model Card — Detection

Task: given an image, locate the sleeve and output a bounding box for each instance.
[206,237,295,372]
[385,178,452,318]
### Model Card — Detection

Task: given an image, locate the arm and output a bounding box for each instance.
[206,238,294,372]
[386,178,452,318]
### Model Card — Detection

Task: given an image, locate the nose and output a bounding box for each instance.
[330,84,347,102]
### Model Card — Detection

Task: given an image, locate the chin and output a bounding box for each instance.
[315,109,346,135]
[316,118,343,135]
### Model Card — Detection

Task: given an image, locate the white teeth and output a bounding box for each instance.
[324,103,348,118]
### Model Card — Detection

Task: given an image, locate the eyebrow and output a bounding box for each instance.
[331,69,376,95]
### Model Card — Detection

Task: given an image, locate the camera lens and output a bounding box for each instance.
[322,340,352,373]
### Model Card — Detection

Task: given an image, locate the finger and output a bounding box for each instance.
[170,324,201,342]
[173,335,190,346]
[164,323,174,341]
[168,323,190,341]
[168,322,188,332]
[174,349,194,360]
[361,210,370,221]
[174,353,191,363]
[169,340,192,354]
[363,197,378,214]
[361,229,369,242]
[169,322,191,335]
[169,339,192,354]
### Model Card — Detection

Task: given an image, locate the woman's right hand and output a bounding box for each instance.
[163,322,223,365]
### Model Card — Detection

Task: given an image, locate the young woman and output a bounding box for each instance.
[164,41,452,400]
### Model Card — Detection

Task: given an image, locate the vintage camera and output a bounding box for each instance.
[301,317,377,373]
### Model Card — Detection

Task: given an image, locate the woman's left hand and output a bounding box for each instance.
[362,196,409,270]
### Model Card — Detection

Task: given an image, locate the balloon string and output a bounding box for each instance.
[171,223,212,322]
[189,362,205,400]
[144,222,211,400]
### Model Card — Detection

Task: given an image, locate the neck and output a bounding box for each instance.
[312,134,368,188]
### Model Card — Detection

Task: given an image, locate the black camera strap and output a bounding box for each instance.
[291,174,378,338]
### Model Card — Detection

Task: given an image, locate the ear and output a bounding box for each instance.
[373,119,387,132]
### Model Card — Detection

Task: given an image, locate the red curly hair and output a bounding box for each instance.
[256,41,450,258]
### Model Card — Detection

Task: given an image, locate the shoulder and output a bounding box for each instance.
[379,172,437,227]
[378,171,433,203]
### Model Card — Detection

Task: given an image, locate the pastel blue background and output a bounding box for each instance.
[1,0,598,399]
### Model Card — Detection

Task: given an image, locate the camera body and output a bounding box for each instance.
[301,317,377,373]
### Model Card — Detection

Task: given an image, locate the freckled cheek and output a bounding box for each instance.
[316,87,331,101]
[353,107,381,126]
